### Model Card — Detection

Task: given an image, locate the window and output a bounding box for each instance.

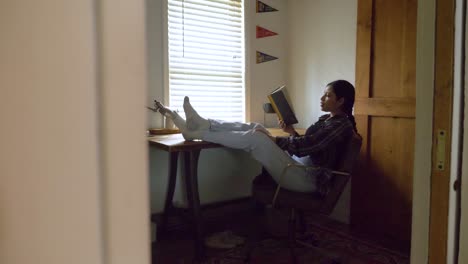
[167,0,245,122]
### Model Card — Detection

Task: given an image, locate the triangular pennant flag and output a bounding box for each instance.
[256,26,278,38]
[256,51,278,64]
[256,0,278,13]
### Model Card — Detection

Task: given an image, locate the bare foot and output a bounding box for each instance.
[183,96,210,130]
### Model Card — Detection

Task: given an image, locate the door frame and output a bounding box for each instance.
[412,0,465,263]
[446,0,466,262]
[457,0,468,262]
[411,0,436,262]
[95,0,151,262]
[427,0,456,263]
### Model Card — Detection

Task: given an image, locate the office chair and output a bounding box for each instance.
[250,133,362,263]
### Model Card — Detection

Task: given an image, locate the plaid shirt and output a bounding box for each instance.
[276,114,354,169]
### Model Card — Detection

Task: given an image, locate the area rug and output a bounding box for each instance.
[203,238,333,264]
[296,221,409,264]
[201,223,409,264]
[153,204,409,264]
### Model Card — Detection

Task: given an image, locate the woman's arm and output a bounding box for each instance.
[278,120,299,136]
[277,117,353,157]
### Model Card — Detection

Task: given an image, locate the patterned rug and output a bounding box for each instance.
[200,221,409,264]
[296,221,409,264]
[202,238,334,264]
[153,204,409,264]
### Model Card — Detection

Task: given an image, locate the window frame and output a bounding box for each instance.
[162,0,249,122]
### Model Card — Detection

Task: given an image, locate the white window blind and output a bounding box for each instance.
[167,0,245,122]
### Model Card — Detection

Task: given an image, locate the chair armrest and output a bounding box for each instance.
[271,164,350,207]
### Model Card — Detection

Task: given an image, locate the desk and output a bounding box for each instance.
[148,128,302,260]
[148,133,220,260]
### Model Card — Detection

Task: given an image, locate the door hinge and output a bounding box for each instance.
[436,129,446,170]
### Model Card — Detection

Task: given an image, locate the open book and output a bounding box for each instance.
[267,85,298,126]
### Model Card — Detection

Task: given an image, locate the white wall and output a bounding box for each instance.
[288,0,357,127]
[248,0,289,126]
[0,1,150,264]
[146,0,165,128]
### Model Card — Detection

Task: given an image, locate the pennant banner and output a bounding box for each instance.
[256,51,278,64]
[256,0,278,13]
[256,26,278,38]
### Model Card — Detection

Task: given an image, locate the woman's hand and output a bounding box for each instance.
[278,120,296,136]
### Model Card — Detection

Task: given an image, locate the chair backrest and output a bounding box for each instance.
[319,132,362,214]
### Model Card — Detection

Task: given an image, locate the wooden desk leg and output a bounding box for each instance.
[160,152,179,235]
[183,150,204,260]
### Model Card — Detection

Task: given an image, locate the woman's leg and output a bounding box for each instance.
[208,119,269,132]
[202,129,315,192]
[156,99,315,192]
[183,96,271,134]
[154,100,208,139]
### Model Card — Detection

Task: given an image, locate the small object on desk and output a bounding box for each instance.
[148,128,180,136]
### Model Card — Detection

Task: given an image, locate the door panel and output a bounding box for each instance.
[369,117,414,237]
[372,0,417,99]
[352,0,417,250]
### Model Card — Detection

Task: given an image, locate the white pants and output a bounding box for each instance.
[202,120,316,192]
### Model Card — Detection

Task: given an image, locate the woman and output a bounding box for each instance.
[155,80,357,193]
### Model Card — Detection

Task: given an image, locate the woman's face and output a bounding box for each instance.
[320,86,344,113]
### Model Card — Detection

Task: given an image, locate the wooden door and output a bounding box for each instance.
[351,0,417,250]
